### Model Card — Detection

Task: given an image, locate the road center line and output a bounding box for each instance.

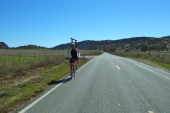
[116,65,121,70]
[19,57,96,113]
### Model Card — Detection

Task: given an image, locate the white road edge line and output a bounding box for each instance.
[119,56,170,75]
[19,57,96,113]
[19,83,62,113]
[76,57,96,73]
[116,65,121,70]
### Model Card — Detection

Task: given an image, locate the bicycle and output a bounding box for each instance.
[69,58,76,80]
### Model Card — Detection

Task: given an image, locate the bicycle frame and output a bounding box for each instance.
[70,59,76,79]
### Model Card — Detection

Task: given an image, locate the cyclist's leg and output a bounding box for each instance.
[73,62,76,77]
[73,61,76,72]
[69,60,72,76]
[69,62,72,72]
[76,58,79,70]
[76,59,79,65]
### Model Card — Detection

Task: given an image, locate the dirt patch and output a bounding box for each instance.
[0,67,47,88]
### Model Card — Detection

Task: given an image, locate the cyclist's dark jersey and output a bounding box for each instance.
[66,48,80,59]
[71,49,78,59]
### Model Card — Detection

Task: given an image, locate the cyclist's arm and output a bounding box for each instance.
[78,52,80,58]
[66,49,71,59]
[76,48,80,58]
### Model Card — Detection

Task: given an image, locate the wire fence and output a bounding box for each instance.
[0,51,67,63]
[0,50,102,62]
[0,51,67,55]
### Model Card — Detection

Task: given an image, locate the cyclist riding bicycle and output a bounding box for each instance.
[66,43,80,76]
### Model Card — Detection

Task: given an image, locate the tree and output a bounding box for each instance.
[125,48,130,52]
[141,46,148,52]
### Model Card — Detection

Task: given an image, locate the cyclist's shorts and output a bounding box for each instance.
[69,58,79,63]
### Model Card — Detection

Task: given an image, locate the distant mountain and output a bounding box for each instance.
[52,40,98,50]
[1,35,170,52]
[52,36,170,52]
[0,42,9,49]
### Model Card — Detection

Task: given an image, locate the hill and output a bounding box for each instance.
[15,44,47,49]
[1,36,170,52]
[0,42,9,49]
[52,36,170,52]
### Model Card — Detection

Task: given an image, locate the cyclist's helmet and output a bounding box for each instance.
[71,43,75,47]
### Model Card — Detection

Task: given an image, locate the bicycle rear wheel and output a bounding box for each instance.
[70,72,73,80]
[73,65,76,77]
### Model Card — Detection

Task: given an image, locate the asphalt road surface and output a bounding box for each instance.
[16,53,170,113]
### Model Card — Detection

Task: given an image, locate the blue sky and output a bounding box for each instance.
[0,0,170,48]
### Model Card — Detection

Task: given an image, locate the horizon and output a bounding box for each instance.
[1,35,169,48]
[1,0,170,48]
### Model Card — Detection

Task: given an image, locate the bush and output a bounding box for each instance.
[125,48,130,52]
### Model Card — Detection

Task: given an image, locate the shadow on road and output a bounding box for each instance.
[48,77,71,85]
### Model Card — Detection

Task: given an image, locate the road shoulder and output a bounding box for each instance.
[130,58,170,73]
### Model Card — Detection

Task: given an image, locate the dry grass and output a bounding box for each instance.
[0,58,89,113]
[0,55,65,77]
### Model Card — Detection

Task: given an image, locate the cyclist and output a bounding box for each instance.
[66,43,80,76]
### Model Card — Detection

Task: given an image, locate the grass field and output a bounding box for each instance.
[0,55,64,76]
[0,49,101,76]
[0,49,101,113]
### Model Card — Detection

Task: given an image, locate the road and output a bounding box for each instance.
[16,53,170,113]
